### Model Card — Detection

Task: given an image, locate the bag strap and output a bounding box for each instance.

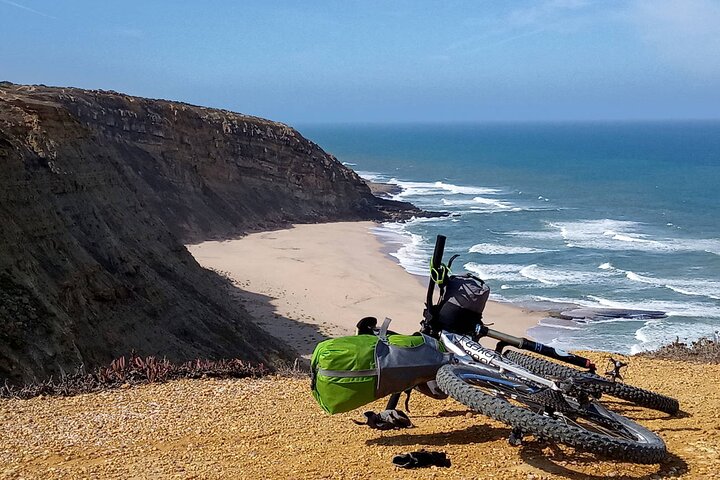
[446,254,460,270]
[421,333,440,352]
[317,368,378,378]
[378,317,392,343]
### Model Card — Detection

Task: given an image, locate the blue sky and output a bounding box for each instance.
[2,0,719,123]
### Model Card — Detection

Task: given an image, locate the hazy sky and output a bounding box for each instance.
[2,0,720,123]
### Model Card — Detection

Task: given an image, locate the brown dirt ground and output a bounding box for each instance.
[1,352,718,479]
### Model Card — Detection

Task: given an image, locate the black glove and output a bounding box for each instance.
[392,450,451,469]
[352,409,412,430]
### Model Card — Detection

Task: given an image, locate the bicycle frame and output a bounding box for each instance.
[440,331,560,391]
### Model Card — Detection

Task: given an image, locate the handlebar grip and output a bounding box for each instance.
[531,343,595,370]
[426,235,446,308]
[483,327,596,372]
[430,235,446,270]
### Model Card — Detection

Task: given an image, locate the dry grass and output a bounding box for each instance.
[641,334,720,364]
[0,353,269,400]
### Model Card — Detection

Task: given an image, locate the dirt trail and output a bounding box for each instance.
[1,352,718,479]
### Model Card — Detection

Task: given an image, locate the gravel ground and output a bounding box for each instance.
[1,352,718,479]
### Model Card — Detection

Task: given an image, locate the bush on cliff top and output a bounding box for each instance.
[0,352,271,399]
[641,334,720,364]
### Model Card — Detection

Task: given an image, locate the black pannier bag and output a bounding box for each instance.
[432,273,490,336]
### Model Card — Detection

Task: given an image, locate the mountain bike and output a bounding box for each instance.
[382,235,669,463]
[424,235,679,415]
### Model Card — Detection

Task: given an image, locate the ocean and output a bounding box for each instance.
[299,122,720,354]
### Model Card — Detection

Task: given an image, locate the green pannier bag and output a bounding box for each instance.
[310,318,450,414]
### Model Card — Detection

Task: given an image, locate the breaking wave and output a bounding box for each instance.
[547,219,720,255]
[469,243,553,255]
[390,179,502,199]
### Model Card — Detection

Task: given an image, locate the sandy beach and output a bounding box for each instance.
[187,221,543,359]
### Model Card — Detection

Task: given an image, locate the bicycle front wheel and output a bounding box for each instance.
[435,364,666,464]
[503,350,679,415]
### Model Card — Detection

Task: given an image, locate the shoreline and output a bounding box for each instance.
[187,221,543,359]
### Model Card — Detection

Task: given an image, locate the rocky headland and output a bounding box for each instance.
[0,82,422,384]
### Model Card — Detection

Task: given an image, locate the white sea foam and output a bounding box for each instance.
[625,271,648,283]
[528,295,588,306]
[519,265,558,285]
[375,222,431,276]
[518,264,612,286]
[553,219,663,251]
[389,179,502,200]
[530,293,720,319]
[342,162,357,166]
[579,316,648,325]
[464,262,525,282]
[357,170,388,183]
[501,230,563,241]
[440,196,516,209]
[465,263,613,287]
[666,284,720,300]
[468,243,552,255]
[544,219,720,255]
[403,215,449,225]
[598,262,720,301]
[537,319,583,330]
[435,181,502,195]
[585,295,720,318]
[622,270,720,300]
[630,320,720,353]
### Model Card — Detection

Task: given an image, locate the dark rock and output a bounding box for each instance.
[555,308,667,321]
[0,82,422,384]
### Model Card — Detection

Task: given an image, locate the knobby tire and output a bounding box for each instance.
[435,364,666,464]
[503,350,679,415]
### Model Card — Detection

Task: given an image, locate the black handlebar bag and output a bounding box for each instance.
[435,274,490,335]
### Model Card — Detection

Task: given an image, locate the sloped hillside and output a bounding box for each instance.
[0,82,419,383]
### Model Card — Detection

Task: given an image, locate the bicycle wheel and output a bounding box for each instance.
[435,364,666,464]
[503,350,679,415]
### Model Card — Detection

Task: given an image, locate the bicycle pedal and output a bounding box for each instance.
[508,428,523,446]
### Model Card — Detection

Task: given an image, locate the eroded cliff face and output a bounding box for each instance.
[0,82,419,383]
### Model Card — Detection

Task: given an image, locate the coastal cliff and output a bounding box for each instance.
[0,82,420,383]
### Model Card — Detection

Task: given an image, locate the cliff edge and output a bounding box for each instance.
[0,82,420,383]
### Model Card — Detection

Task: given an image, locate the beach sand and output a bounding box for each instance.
[187,221,543,359]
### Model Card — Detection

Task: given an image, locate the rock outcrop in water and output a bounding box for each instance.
[0,82,421,383]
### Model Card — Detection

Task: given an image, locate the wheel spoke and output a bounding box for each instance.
[459,371,642,442]
[436,364,666,463]
[504,350,679,414]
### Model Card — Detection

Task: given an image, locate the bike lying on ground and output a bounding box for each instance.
[392,234,673,463]
[434,330,666,463]
[417,234,679,415]
[312,234,676,463]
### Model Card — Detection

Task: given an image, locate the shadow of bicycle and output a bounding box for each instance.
[365,424,511,447]
[519,442,688,480]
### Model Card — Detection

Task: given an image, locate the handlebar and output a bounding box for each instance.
[478,325,596,372]
[426,235,446,309]
[426,234,595,372]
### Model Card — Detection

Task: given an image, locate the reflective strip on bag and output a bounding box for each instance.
[316,368,378,378]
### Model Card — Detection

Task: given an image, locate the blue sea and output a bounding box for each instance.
[299,122,720,354]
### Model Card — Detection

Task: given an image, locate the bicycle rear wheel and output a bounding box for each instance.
[435,364,666,464]
[503,350,679,415]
